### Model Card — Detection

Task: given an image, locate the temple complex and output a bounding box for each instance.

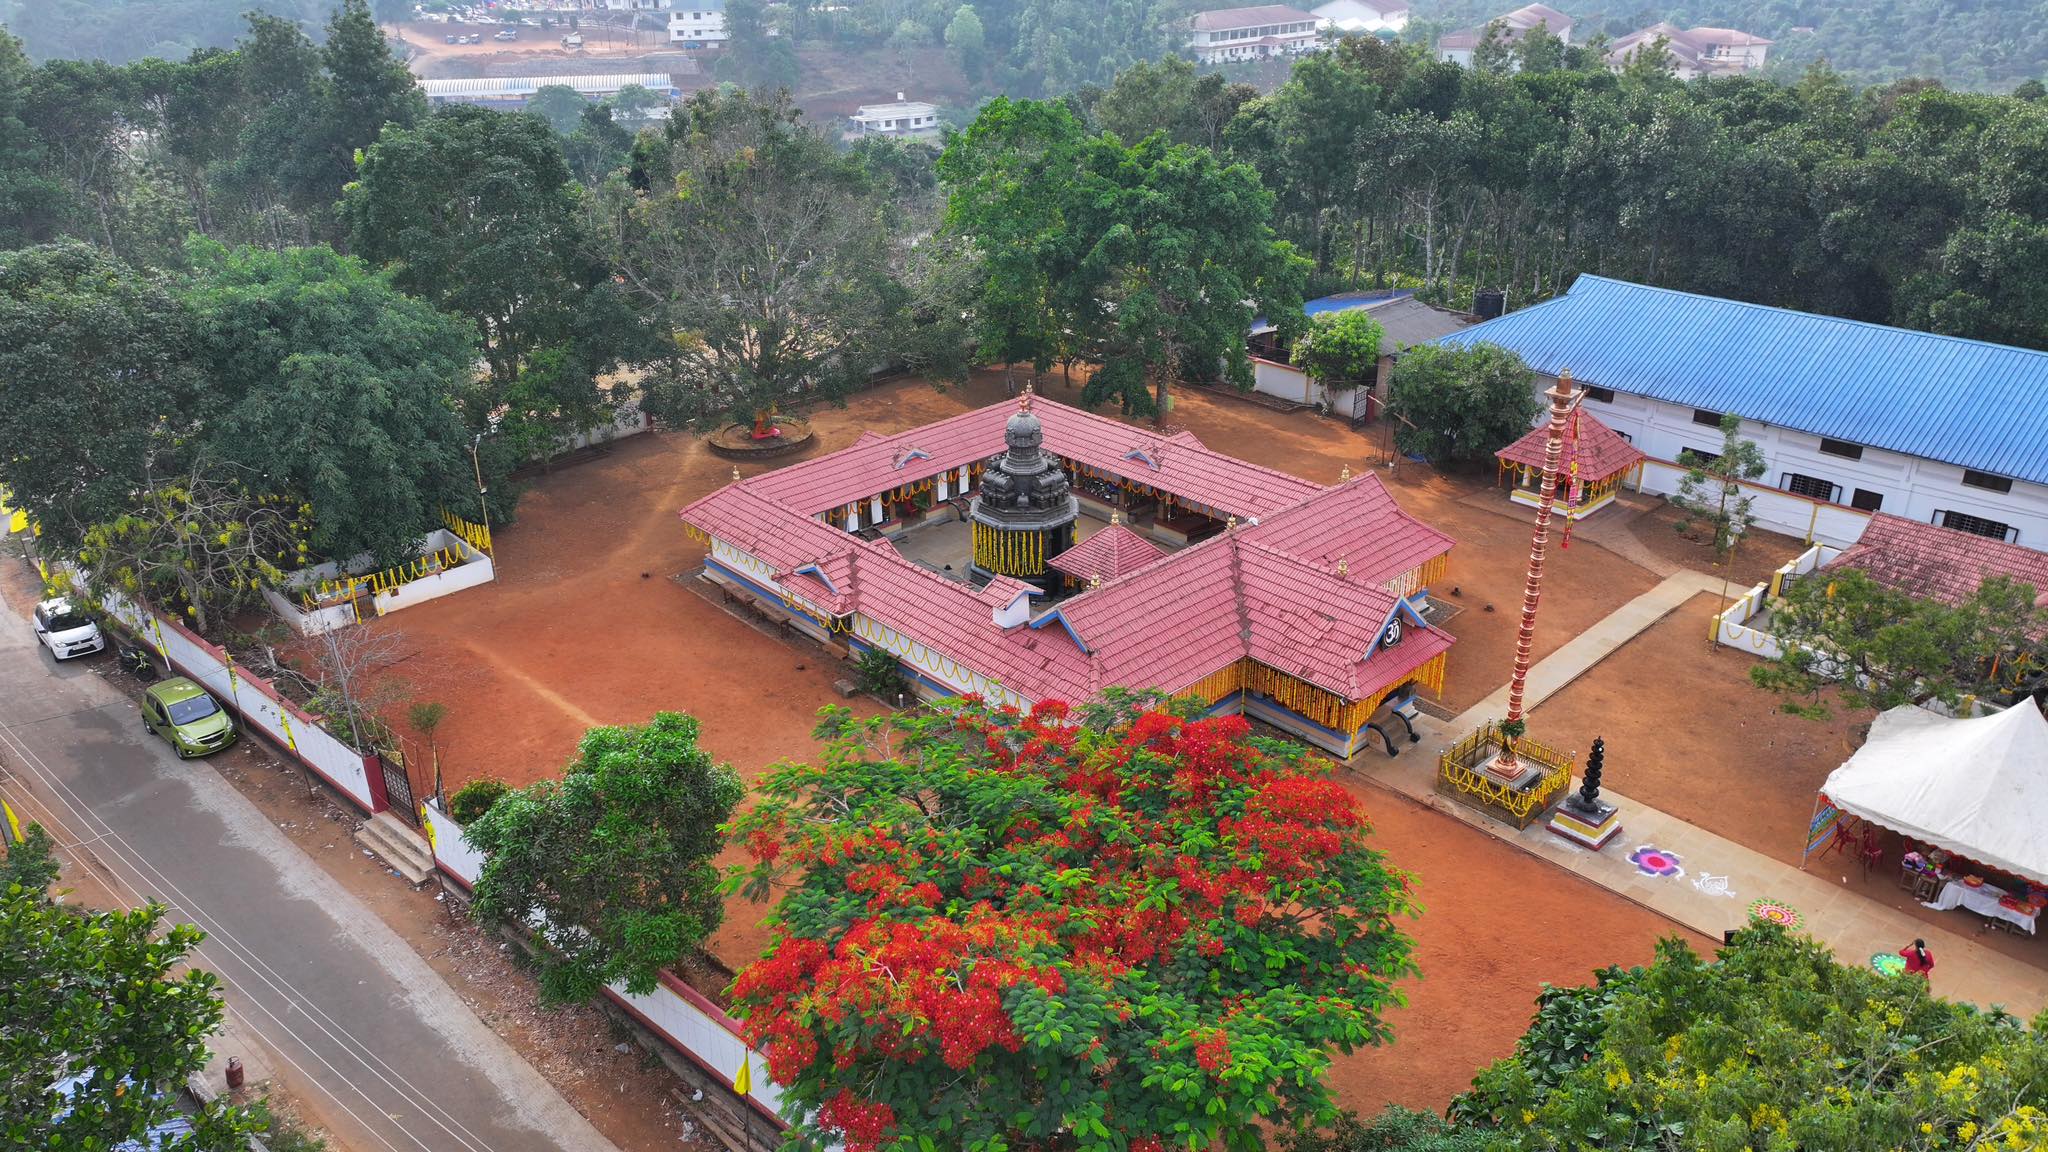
[681,391,1459,758]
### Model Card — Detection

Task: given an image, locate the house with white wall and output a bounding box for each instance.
[668,0,727,44]
[1437,3,1570,67]
[1606,23,1771,78]
[848,95,941,140]
[1312,0,1409,36]
[1247,290,1473,420]
[1433,276,2048,550]
[1187,5,1322,63]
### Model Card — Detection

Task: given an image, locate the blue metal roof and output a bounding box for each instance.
[1434,276,2048,486]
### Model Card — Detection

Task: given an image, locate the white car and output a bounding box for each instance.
[33,597,104,660]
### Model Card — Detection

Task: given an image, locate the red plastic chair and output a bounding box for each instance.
[1822,814,1860,860]
[1861,826,1885,875]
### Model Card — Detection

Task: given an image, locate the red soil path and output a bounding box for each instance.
[363,373,1715,1114]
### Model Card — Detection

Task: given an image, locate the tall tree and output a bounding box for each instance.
[0,28,65,247]
[180,241,485,564]
[1386,343,1540,468]
[465,713,744,1004]
[729,697,1419,1152]
[945,3,987,80]
[0,241,200,547]
[345,102,630,456]
[592,87,905,430]
[3,867,267,1149]
[1671,413,1768,561]
[312,0,423,202]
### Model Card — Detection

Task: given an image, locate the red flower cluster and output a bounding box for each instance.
[819,1089,897,1152]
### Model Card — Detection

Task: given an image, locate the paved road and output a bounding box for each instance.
[0,583,615,1152]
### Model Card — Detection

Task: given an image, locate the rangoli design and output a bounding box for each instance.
[1746,898,1804,929]
[1628,845,1684,878]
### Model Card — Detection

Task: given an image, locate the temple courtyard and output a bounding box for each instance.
[361,370,2045,1117]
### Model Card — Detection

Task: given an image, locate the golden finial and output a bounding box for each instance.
[1226,514,1238,531]
[1337,558,1349,576]
[1339,464,1352,482]
[1088,573,1103,590]
[1019,382,1035,413]
[731,465,741,482]
[1110,508,1121,526]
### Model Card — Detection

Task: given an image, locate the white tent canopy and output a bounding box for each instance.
[1821,703,2048,887]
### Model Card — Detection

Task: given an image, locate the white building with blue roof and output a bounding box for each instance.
[1433,275,2048,550]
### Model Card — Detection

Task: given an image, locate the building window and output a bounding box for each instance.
[1692,408,1724,427]
[1681,447,1721,468]
[1783,472,1838,502]
[1582,385,1615,403]
[1939,510,2016,542]
[1818,437,1863,460]
[1851,488,1884,512]
[1961,469,2013,494]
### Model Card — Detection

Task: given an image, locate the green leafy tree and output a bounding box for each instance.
[313,0,424,192]
[2,878,266,1150]
[1292,309,1384,403]
[0,823,61,895]
[0,241,200,548]
[1454,924,2048,1151]
[1749,568,2048,718]
[76,457,307,635]
[716,0,801,92]
[1090,56,1257,152]
[594,87,905,430]
[728,697,1419,1152]
[1514,22,1564,73]
[945,4,987,80]
[465,713,744,1004]
[526,84,591,136]
[345,104,631,460]
[0,28,66,247]
[1672,412,1768,561]
[1281,1107,1487,1152]
[1386,343,1540,468]
[179,242,485,564]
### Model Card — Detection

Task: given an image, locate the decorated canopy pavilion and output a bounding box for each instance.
[681,393,1458,758]
[1496,410,1645,520]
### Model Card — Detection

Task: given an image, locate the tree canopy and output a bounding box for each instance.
[1450,924,2048,1151]
[465,713,745,1004]
[593,87,908,429]
[729,695,1418,1152]
[1749,568,2048,719]
[1387,343,1540,468]
[2,830,266,1150]
[941,97,1306,421]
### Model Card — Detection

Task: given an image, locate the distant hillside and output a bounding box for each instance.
[1408,0,2048,92]
[0,0,402,63]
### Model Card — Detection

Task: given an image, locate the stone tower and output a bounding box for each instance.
[970,387,1078,594]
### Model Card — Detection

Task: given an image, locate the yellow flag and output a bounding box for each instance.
[732,1052,752,1095]
[277,706,299,752]
[2,798,23,844]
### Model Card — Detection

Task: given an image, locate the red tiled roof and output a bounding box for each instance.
[745,397,1322,520]
[681,397,1458,709]
[1826,514,2048,608]
[1496,411,1646,483]
[1241,471,1454,589]
[1048,524,1168,582]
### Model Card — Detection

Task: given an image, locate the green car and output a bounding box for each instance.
[141,677,237,758]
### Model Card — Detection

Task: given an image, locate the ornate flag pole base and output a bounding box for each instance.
[1548,794,1623,849]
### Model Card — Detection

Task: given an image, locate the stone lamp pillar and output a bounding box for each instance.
[1547,736,1622,849]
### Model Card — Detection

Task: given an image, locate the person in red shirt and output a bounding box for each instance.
[1900,938,1935,980]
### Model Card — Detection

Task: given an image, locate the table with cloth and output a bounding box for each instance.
[1923,878,2041,935]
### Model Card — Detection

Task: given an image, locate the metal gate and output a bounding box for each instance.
[378,754,419,826]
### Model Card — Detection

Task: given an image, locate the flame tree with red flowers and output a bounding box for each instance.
[727,691,1420,1152]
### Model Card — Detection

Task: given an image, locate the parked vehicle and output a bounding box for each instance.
[493,28,518,40]
[561,32,583,47]
[445,33,458,43]
[33,597,103,660]
[141,677,237,758]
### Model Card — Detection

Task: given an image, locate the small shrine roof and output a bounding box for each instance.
[1495,411,1646,481]
[1242,471,1455,590]
[1047,523,1168,582]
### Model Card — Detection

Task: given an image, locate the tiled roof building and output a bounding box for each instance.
[1826,513,2048,608]
[1496,410,1646,519]
[681,395,1456,757]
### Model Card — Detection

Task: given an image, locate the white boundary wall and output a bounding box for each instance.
[558,402,651,454]
[266,529,495,635]
[1712,543,1839,658]
[419,798,789,1127]
[85,582,382,811]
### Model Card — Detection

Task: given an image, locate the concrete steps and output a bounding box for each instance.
[354,811,434,884]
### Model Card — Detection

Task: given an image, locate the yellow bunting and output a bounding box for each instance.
[277,706,298,752]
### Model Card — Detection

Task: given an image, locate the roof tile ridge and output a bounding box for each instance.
[1227,531,1254,661]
